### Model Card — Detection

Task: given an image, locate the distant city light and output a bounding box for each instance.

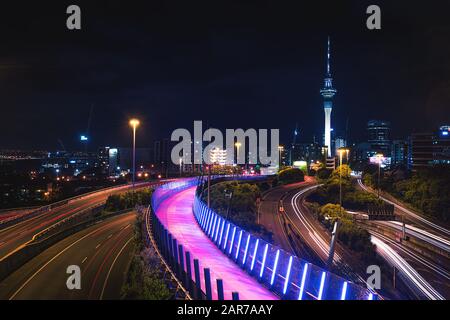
[80,135,88,141]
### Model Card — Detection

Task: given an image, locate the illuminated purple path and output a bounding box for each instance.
[156,186,277,300]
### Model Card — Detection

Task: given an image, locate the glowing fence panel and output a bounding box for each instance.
[192,182,373,300]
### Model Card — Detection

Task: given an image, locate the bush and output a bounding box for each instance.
[317,168,332,180]
[278,168,305,184]
[203,181,272,242]
[104,188,153,212]
[317,203,376,263]
[121,215,171,300]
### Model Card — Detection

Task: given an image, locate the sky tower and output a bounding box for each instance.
[320,37,337,157]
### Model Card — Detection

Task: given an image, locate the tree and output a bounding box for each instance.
[278,168,305,184]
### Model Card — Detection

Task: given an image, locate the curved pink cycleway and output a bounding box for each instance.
[155,186,277,300]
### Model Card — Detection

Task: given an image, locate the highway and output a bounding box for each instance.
[355,178,449,299]
[357,179,450,238]
[0,212,135,300]
[0,182,156,262]
[258,179,449,299]
[257,177,317,261]
[155,186,277,300]
[371,234,446,300]
[375,221,450,253]
[258,180,368,288]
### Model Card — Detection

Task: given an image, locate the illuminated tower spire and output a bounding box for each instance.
[320,36,337,157]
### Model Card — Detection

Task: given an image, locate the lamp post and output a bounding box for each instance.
[337,148,349,207]
[129,118,140,190]
[278,145,284,169]
[375,153,384,198]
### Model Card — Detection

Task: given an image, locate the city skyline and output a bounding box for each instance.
[0,1,449,151]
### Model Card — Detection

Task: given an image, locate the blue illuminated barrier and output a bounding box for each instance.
[145,178,241,300]
[193,196,377,300]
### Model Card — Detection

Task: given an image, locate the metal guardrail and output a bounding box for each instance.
[0,205,132,281]
[193,176,377,300]
[0,181,161,230]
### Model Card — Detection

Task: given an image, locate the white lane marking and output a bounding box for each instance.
[99,237,134,300]
[82,256,88,264]
[9,227,104,300]
[95,243,101,250]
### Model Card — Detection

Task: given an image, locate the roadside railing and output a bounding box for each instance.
[193,177,377,300]
[145,178,242,300]
[0,180,162,230]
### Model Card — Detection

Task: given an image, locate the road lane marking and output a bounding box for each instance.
[82,257,88,264]
[89,225,131,298]
[95,243,101,250]
[100,237,133,300]
[9,226,106,300]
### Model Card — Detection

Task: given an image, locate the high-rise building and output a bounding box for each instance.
[290,142,323,164]
[209,147,227,166]
[367,120,391,155]
[334,137,347,154]
[391,140,408,167]
[409,126,450,170]
[320,37,337,157]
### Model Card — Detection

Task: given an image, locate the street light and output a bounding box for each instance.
[129,118,140,189]
[375,153,384,198]
[337,148,350,207]
[235,142,242,165]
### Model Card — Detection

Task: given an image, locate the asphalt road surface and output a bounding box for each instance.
[0,182,154,261]
[0,212,136,300]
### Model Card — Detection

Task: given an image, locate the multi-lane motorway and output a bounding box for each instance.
[355,178,450,299]
[259,177,450,299]
[258,179,367,288]
[0,212,135,299]
[0,183,155,262]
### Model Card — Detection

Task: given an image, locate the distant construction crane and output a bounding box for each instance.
[289,123,299,165]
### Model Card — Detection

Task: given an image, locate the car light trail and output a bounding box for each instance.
[371,235,444,300]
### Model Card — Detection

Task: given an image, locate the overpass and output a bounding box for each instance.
[150,178,375,300]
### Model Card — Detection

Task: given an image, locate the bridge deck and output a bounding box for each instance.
[155,186,277,300]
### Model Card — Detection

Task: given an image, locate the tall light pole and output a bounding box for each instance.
[338,148,349,207]
[129,118,140,190]
[376,153,384,198]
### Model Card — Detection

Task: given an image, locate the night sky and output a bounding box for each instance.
[0,0,449,151]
